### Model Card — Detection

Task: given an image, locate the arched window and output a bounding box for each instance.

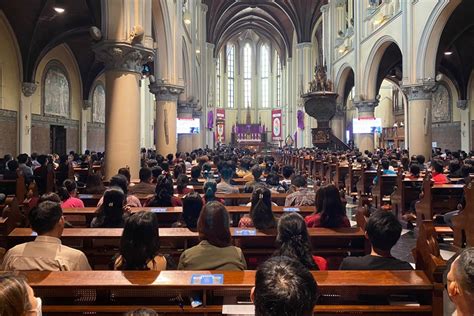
[227,44,235,108]
[216,55,220,107]
[276,53,281,107]
[243,43,252,108]
[43,61,70,117]
[92,83,105,123]
[260,44,270,108]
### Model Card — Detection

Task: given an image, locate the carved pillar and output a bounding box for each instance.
[94,42,154,180]
[457,100,471,152]
[80,100,91,154]
[149,81,184,156]
[19,82,37,154]
[402,80,437,159]
[353,99,379,152]
[331,103,346,142]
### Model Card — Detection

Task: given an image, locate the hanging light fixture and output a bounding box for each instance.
[183,11,192,25]
[53,0,66,13]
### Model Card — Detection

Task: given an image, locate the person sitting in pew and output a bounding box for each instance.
[203,181,224,204]
[112,211,174,271]
[172,192,203,229]
[305,184,350,228]
[447,247,474,316]
[146,175,182,207]
[175,174,192,195]
[373,159,396,185]
[128,167,155,195]
[3,160,18,180]
[178,201,247,271]
[0,273,42,316]
[238,186,277,229]
[188,165,202,185]
[216,163,239,194]
[17,154,33,184]
[280,165,294,188]
[252,256,318,316]
[244,164,265,193]
[58,179,84,208]
[284,175,316,207]
[118,167,133,187]
[274,213,327,270]
[265,172,286,193]
[83,173,106,195]
[1,201,91,271]
[33,154,49,195]
[91,187,131,228]
[431,159,450,184]
[97,174,142,208]
[339,211,412,270]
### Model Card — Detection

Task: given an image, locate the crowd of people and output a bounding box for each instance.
[0,145,473,315]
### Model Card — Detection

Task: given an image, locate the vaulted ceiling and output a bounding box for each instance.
[204,0,327,59]
[1,0,102,99]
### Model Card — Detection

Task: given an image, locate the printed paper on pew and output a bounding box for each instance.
[222,304,255,315]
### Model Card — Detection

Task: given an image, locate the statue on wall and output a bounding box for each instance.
[308,65,333,93]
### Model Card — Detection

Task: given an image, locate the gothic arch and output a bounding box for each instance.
[335,65,355,105]
[152,0,173,80]
[0,11,23,82]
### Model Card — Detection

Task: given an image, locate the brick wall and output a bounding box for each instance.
[66,126,79,154]
[87,123,105,153]
[31,125,50,154]
[0,110,17,156]
[432,122,461,151]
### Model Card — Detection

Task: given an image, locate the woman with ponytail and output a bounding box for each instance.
[58,179,84,208]
[146,174,182,207]
[91,187,130,228]
[238,185,276,229]
[202,181,224,204]
[273,212,327,270]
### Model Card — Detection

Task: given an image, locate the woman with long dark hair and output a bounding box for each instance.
[238,185,276,229]
[305,184,350,228]
[274,212,327,270]
[113,211,173,270]
[91,187,130,228]
[146,174,182,207]
[203,181,224,204]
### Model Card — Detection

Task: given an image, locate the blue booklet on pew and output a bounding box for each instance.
[190,274,224,285]
[234,229,257,236]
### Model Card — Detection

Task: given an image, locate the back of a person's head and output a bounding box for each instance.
[251,164,263,179]
[118,167,131,183]
[366,210,402,251]
[431,159,444,173]
[38,192,61,204]
[203,181,217,200]
[416,155,425,164]
[29,201,63,235]
[190,165,201,179]
[110,174,129,195]
[17,154,28,164]
[0,273,33,316]
[182,192,204,229]
[155,175,173,202]
[461,164,472,178]
[453,247,474,297]
[291,175,307,188]
[197,201,231,247]
[409,163,420,176]
[316,185,345,228]
[381,159,390,170]
[58,179,77,201]
[176,174,189,192]
[282,165,294,179]
[125,308,158,316]
[102,187,125,225]
[265,173,280,187]
[7,160,18,171]
[139,167,152,182]
[220,165,234,181]
[37,155,48,165]
[275,213,317,270]
[250,186,276,230]
[254,256,318,316]
[120,211,159,269]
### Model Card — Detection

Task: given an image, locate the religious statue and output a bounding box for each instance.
[308,65,333,93]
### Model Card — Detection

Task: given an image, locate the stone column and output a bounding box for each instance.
[457,100,471,152]
[353,99,379,152]
[149,81,183,156]
[402,80,436,159]
[19,83,37,154]
[331,103,346,142]
[80,100,91,154]
[94,42,153,180]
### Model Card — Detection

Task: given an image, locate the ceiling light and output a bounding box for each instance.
[54,7,65,13]
[196,49,200,54]
[53,0,65,13]
[183,11,191,25]
[444,51,453,56]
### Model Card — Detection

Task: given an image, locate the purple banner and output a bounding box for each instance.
[207,111,214,129]
[297,110,305,130]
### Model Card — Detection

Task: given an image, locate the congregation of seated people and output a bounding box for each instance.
[1,146,474,315]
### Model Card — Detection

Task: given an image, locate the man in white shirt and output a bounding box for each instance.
[1,201,91,271]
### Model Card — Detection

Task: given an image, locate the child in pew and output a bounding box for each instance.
[0,273,42,316]
[91,187,131,228]
[112,211,175,271]
[273,213,327,270]
[238,186,277,229]
[58,179,84,208]
[178,202,247,271]
[339,211,412,270]
[305,184,350,228]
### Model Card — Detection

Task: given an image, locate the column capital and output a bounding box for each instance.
[22,82,37,97]
[149,80,184,101]
[93,41,154,73]
[82,100,92,110]
[402,79,438,101]
[456,100,468,110]
[353,99,379,116]
[334,103,345,117]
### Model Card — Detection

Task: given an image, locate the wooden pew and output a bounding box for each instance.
[0,170,27,202]
[8,227,367,269]
[371,167,397,211]
[78,194,153,207]
[0,196,22,248]
[334,163,349,190]
[451,181,474,248]
[390,171,423,222]
[345,164,361,199]
[415,174,464,228]
[17,270,438,315]
[355,167,377,202]
[216,192,288,206]
[62,206,316,228]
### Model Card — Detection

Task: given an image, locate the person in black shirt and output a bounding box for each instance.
[339,210,412,270]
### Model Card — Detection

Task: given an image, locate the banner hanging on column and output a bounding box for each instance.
[216,108,225,144]
[272,109,282,141]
